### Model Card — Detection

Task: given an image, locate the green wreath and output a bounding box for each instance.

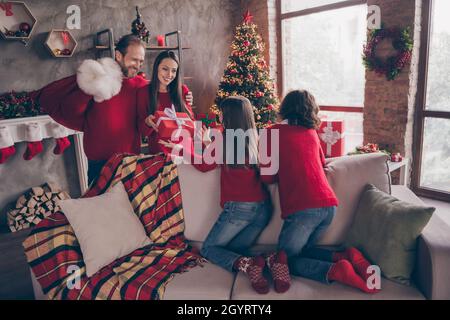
[363,27,413,81]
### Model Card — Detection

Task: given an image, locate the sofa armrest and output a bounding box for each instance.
[415,215,450,300]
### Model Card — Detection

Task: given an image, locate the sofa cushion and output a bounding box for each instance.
[177,164,222,242]
[344,184,434,285]
[163,260,235,300]
[231,273,425,300]
[58,182,152,277]
[178,153,391,246]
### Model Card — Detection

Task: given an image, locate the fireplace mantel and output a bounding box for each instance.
[0,115,89,194]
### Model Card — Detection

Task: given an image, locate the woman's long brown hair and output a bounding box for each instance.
[219,96,258,169]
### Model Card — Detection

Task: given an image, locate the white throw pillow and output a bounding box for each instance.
[58,182,152,277]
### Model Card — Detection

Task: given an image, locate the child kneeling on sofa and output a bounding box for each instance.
[160,96,273,294]
[260,89,380,294]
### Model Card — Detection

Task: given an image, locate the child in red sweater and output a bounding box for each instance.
[161,96,273,294]
[260,90,379,294]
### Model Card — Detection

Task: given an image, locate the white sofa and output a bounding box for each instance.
[31,153,450,300]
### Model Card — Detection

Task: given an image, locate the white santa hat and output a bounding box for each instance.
[0,126,14,149]
[76,57,123,103]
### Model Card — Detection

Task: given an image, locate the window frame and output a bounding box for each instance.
[412,0,450,201]
[277,0,367,112]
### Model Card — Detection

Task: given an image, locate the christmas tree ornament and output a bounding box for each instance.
[131,6,150,44]
[53,48,62,55]
[19,22,31,33]
[23,123,43,161]
[0,126,16,164]
[61,48,72,56]
[243,10,254,24]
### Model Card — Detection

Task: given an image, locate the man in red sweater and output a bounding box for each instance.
[38,35,192,185]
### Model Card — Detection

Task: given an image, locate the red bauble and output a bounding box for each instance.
[247,74,253,80]
[19,22,31,33]
[255,91,264,98]
[267,104,274,110]
[243,40,250,47]
[61,49,72,56]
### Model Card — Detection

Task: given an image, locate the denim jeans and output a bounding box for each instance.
[200,200,272,272]
[87,159,107,186]
[278,206,337,284]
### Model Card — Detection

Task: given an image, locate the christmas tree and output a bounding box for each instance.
[212,10,279,129]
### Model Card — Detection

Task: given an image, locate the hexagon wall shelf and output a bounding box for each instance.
[0,1,37,44]
[45,29,77,58]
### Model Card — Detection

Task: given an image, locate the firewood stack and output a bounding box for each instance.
[7,183,71,232]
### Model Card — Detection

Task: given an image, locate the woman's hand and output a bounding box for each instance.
[145,115,158,132]
[186,91,194,106]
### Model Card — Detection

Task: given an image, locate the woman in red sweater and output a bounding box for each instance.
[260,90,379,294]
[137,51,194,155]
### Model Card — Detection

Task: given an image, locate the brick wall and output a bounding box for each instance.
[364,0,422,165]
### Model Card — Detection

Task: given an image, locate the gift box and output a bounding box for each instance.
[155,105,195,140]
[317,120,345,158]
[195,112,219,128]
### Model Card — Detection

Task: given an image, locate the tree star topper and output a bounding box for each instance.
[243,10,253,24]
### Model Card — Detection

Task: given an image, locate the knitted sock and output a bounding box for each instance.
[234,256,269,294]
[23,141,43,160]
[53,137,71,155]
[333,247,373,283]
[266,251,291,293]
[328,260,378,294]
[0,146,16,164]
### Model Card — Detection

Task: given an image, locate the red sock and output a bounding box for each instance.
[23,141,43,160]
[266,251,291,293]
[234,256,269,294]
[53,137,71,155]
[328,260,378,294]
[0,146,16,164]
[345,247,374,283]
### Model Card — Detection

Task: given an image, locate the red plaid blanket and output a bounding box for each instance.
[23,153,202,300]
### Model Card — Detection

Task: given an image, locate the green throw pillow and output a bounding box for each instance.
[344,184,434,285]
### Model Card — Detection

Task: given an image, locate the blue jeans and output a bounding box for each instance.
[278,206,336,284]
[201,200,272,272]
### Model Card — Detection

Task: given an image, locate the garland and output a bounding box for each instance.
[363,27,413,81]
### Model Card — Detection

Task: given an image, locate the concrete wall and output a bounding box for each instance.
[0,0,242,229]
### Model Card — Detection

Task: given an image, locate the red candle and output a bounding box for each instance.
[157,35,165,46]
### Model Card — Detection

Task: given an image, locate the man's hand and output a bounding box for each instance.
[145,115,158,131]
[186,91,194,106]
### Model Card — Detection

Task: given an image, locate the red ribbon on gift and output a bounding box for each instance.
[0,3,14,16]
[61,31,69,45]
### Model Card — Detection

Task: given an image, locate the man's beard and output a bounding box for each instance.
[118,62,137,77]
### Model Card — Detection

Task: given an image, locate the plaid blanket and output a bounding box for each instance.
[23,153,202,300]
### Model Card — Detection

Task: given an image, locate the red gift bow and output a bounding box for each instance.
[61,31,69,45]
[0,3,13,16]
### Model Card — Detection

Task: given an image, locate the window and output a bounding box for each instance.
[280,0,367,154]
[414,0,450,199]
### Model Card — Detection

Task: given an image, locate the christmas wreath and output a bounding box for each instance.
[363,27,413,81]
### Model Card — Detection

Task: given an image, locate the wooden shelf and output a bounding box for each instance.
[0,1,37,44]
[45,29,77,58]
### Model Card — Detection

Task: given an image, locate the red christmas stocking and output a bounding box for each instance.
[51,123,70,155]
[0,126,16,164]
[23,123,43,161]
[54,137,71,154]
